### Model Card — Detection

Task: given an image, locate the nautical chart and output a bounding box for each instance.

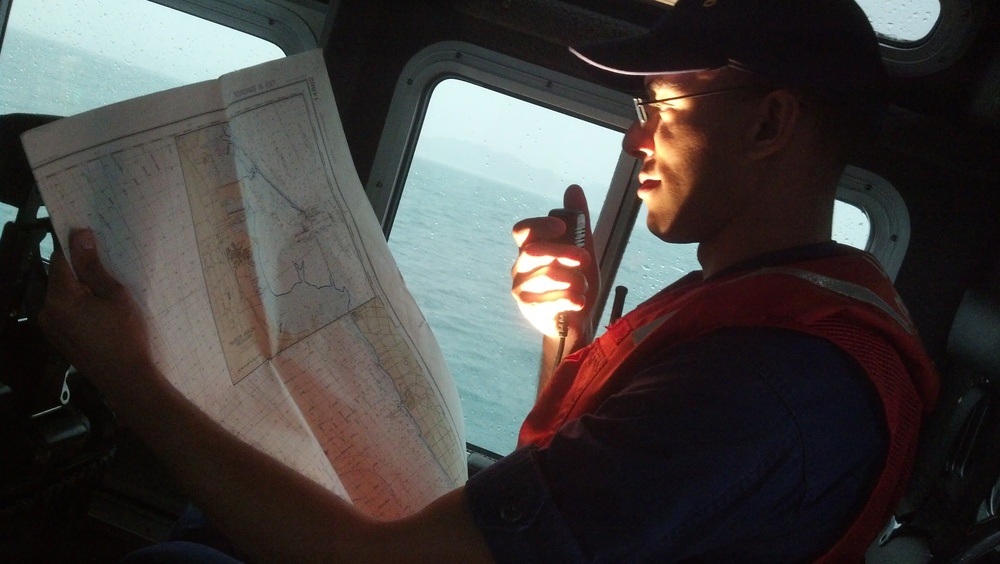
[178,94,372,384]
[23,49,465,519]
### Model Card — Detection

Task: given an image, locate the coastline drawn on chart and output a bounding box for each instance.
[179,96,376,383]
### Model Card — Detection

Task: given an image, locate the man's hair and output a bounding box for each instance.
[803,92,882,167]
[734,73,879,170]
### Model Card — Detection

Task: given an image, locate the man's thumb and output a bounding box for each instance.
[68,229,120,298]
[563,184,589,220]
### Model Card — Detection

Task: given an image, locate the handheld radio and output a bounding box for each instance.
[547,208,586,248]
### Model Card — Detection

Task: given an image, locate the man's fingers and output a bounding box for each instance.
[509,186,598,337]
[68,229,121,299]
[511,242,590,278]
[46,247,81,295]
[512,263,588,302]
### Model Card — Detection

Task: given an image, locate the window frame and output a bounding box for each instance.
[875,0,986,77]
[149,0,318,54]
[837,165,910,280]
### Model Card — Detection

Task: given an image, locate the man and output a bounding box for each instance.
[40,0,937,562]
[505,3,938,562]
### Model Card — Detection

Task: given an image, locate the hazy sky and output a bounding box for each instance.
[5,0,284,79]
[417,79,626,201]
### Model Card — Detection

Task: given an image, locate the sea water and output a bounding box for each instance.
[388,158,560,455]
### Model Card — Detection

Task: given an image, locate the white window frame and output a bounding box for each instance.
[838,165,911,280]
[876,0,986,77]
[149,0,318,54]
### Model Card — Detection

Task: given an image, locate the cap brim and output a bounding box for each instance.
[569,29,726,76]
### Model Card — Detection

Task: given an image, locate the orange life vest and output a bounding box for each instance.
[518,248,939,561]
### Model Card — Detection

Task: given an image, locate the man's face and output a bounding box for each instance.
[623,68,757,244]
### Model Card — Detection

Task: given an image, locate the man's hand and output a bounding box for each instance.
[511,185,599,342]
[38,228,155,401]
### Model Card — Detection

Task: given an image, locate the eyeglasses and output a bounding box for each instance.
[633,85,749,124]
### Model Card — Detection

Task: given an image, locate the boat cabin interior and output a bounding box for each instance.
[2,0,1000,562]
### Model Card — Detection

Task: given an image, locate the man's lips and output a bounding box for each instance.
[637,178,660,197]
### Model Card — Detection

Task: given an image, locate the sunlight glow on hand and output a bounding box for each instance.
[517,298,581,337]
[514,253,580,275]
[519,274,570,294]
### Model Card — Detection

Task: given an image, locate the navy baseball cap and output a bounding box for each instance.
[570,0,888,116]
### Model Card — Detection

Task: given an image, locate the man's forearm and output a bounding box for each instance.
[108,360,374,562]
[112,361,491,564]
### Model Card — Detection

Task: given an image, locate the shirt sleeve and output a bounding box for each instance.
[464,327,887,563]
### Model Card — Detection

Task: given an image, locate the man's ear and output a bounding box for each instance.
[745,89,801,159]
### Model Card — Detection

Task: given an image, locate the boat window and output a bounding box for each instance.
[385,77,903,455]
[855,0,941,44]
[388,79,624,455]
[0,0,285,117]
[654,1,942,45]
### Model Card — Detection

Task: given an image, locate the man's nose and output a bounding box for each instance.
[622,120,652,159]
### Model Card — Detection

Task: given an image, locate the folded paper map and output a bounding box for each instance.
[21,48,465,519]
